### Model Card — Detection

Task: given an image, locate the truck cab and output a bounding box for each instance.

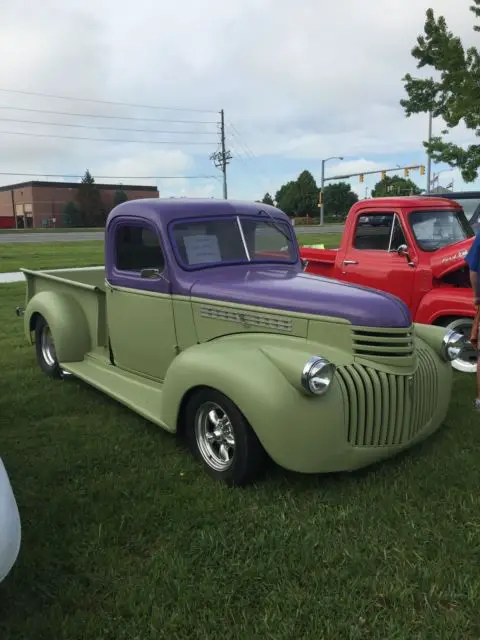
[301,196,477,372]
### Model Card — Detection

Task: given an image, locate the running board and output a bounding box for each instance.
[61,355,171,431]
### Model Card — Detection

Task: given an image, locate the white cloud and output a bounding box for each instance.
[0,0,478,196]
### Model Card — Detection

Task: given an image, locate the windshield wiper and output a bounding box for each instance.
[257,208,292,242]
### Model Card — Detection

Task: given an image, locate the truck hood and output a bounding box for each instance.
[430,237,474,279]
[189,265,411,328]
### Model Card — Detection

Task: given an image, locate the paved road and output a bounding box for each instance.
[0,224,344,244]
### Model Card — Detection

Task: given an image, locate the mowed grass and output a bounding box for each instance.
[0,233,341,274]
[0,227,103,234]
[0,241,104,273]
[1,276,480,639]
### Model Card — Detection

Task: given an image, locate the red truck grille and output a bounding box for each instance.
[352,326,414,360]
[337,347,438,447]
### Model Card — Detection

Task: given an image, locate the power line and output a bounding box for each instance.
[0,172,218,180]
[0,88,218,114]
[0,130,216,144]
[0,116,216,135]
[0,105,218,125]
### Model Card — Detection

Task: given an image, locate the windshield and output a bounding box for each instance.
[409,209,474,251]
[170,216,297,268]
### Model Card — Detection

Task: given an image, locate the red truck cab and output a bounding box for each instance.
[301,196,477,372]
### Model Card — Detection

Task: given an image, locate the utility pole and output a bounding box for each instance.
[210,109,232,199]
[426,109,433,193]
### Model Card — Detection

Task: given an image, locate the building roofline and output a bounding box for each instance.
[0,180,158,193]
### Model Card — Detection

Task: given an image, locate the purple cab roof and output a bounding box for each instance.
[106,197,290,232]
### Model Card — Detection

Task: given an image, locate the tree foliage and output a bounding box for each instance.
[76,170,106,226]
[259,192,274,205]
[323,182,358,218]
[272,170,357,219]
[113,190,128,207]
[62,200,82,228]
[371,175,422,198]
[400,1,480,181]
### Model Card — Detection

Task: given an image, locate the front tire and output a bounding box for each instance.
[34,316,62,379]
[437,316,477,373]
[185,388,266,486]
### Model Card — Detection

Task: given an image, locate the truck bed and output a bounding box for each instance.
[300,247,338,277]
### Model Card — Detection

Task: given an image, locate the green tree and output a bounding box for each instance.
[62,200,82,228]
[371,175,422,198]
[76,170,105,226]
[323,182,358,218]
[274,170,318,216]
[113,189,128,207]
[400,2,480,181]
[260,192,275,206]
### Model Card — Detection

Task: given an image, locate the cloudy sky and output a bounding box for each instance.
[0,0,478,202]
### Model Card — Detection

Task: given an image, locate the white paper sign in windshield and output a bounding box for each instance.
[184,234,222,265]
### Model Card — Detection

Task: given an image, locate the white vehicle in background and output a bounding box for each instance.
[0,458,21,583]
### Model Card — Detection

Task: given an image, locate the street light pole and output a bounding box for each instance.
[320,155,343,226]
[426,110,433,193]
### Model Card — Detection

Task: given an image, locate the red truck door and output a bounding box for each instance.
[340,210,416,307]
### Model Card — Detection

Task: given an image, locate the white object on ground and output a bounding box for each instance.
[0,458,21,583]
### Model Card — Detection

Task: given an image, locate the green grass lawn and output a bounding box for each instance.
[1,276,480,638]
[0,227,103,234]
[0,235,341,274]
[0,241,104,273]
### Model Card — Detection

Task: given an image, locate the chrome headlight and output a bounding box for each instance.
[301,356,336,395]
[441,329,468,362]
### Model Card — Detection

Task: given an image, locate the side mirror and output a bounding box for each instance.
[397,244,414,267]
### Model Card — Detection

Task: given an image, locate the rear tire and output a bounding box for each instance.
[34,316,62,379]
[185,388,266,486]
[436,316,477,373]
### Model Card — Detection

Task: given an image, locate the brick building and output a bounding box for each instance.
[0,180,159,229]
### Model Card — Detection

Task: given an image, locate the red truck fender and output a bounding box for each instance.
[414,287,475,326]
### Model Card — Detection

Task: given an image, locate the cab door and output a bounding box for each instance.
[105,217,177,382]
[341,211,416,308]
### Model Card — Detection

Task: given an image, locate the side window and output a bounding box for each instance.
[390,215,407,251]
[115,224,165,272]
[354,214,395,250]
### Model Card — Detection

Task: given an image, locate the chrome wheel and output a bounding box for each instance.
[445,317,477,373]
[194,402,236,472]
[40,324,57,367]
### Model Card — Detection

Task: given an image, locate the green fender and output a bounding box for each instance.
[24,291,91,363]
[161,337,347,471]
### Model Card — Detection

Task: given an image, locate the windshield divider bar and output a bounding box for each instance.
[237,216,251,261]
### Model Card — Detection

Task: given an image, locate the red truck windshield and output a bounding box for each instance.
[409,209,474,252]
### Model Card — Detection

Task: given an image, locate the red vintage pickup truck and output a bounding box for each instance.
[300,196,477,373]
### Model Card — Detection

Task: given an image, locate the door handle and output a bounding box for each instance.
[343,260,358,265]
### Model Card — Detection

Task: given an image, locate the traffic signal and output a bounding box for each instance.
[381,171,386,180]
[404,168,410,177]
[420,165,425,176]
[359,174,364,183]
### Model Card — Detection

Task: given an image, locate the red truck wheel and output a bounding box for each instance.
[437,316,477,373]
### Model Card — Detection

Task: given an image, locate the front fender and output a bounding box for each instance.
[24,291,91,362]
[415,287,475,325]
[161,337,347,473]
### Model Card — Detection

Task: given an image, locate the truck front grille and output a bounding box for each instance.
[352,326,414,360]
[337,347,437,447]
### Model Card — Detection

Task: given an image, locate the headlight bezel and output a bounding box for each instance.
[301,356,336,396]
[441,329,468,362]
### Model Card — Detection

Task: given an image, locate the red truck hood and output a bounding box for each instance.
[430,238,474,279]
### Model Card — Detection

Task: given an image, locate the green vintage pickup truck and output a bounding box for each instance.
[17,198,465,486]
